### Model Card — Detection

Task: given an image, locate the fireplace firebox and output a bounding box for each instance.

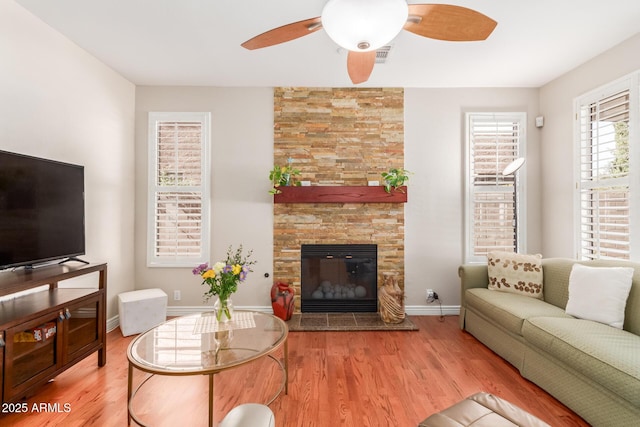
[301,244,377,312]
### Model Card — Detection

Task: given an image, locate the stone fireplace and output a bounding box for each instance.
[301,244,377,312]
[272,87,405,313]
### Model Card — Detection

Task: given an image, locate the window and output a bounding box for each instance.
[576,75,638,260]
[465,112,527,263]
[147,112,210,267]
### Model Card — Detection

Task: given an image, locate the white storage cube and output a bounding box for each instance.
[118,288,168,336]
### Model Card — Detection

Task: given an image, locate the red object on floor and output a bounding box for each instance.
[271,282,295,321]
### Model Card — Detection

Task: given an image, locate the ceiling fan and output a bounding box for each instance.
[241,0,497,84]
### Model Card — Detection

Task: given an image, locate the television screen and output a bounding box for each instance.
[0,150,85,269]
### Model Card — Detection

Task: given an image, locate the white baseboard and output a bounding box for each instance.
[107,305,461,333]
[166,305,273,317]
[166,305,460,317]
[107,306,273,333]
[107,315,120,333]
[405,305,460,316]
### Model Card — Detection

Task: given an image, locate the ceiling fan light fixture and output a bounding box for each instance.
[321,0,408,52]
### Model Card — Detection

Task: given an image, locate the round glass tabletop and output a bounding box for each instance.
[127,310,288,375]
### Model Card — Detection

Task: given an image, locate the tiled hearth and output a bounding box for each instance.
[286,313,418,331]
[272,87,405,313]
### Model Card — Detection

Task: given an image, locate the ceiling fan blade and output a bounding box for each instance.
[404,4,497,41]
[241,17,322,50]
[347,51,376,84]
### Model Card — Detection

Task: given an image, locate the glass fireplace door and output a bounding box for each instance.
[301,244,377,312]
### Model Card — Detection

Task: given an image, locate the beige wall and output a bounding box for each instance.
[404,88,541,309]
[135,86,542,311]
[539,33,640,258]
[0,1,136,319]
[134,87,275,309]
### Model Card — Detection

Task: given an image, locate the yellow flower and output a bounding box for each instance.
[232,264,242,275]
[280,166,287,173]
[202,269,215,279]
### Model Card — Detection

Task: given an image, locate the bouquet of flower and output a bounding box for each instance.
[193,245,256,320]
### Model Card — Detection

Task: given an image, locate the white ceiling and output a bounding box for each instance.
[15,0,640,88]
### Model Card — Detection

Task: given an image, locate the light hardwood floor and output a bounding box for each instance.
[2,316,589,426]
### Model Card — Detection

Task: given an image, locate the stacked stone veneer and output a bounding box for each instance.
[273,87,405,312]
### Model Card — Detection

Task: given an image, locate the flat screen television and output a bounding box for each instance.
[0,150,85,270]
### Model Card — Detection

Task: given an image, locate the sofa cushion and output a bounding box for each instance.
[465,289,570,336]
[566,264,633,329]
[522,317,640,407]
[487,252,543,299]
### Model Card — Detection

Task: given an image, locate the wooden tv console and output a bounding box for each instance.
[0,263,106,404]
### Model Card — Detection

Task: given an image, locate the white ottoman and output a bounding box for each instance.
[118,288,168,336]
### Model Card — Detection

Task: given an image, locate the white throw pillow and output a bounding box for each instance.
[565,264,634,329]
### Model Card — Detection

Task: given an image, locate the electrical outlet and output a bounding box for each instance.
[426,289,439,303]
[173,290,181,301]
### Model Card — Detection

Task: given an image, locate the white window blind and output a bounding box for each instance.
[465,113,526,263]
[577,87,631,260]
[147,112,210,267]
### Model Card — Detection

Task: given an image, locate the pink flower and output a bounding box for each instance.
[192,263,208,275]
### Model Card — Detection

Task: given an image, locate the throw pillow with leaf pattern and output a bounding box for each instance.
[487,251,544,299]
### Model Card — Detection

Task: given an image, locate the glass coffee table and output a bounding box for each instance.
[127,310,288,426]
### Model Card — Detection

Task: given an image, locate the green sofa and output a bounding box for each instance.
[459,258,640,427]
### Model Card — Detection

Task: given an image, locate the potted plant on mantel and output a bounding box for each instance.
[381,168,411,193]
[269,158,301,194]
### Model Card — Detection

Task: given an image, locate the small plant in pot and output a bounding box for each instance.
[269,158,301,194]
[381,168,411,193]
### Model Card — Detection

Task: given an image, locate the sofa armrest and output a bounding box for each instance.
[458,264,489,329]
[459,264,489,294]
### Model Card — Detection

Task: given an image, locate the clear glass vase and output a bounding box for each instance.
[213,296,234,323]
